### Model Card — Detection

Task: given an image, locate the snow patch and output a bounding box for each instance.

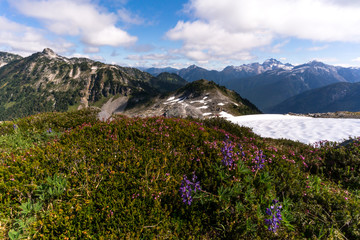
[203,113,212,116]
[198,106,208,109]
[167,96,175,101]
[217,103,225,106]
[219,112,360,145]
[190,100,206,104]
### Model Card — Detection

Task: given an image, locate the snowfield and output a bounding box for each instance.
[220,112,360,145]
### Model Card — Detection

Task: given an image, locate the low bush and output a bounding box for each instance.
[1,110,360,239]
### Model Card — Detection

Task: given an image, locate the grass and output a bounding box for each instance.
[1,109,360,239]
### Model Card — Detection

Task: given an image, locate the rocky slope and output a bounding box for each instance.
[0,48,163,120]
[122,79,261,119]
[0,52,22,67]
[0,49,260,121]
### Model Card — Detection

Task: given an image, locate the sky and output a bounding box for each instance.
[2,0,360,70]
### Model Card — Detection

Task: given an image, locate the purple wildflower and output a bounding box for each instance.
[254,150,266,170]
[221,140,234,167]
[179,173,201,205]
[265,199,283,233]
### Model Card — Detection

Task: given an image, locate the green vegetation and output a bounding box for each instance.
[1,109,360,239]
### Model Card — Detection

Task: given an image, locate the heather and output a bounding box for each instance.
[1,109,360,239]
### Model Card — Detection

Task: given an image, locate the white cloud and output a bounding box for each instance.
[84,47,99,53]
[0,16,72,55]
[167,0,360,61]
[270,40,290,53]
[126,53,178,61]
[69,52,104,61]
[352,57,360,62]
[10,0,137,47]
[118,7,144,25]
[312,57,338,63]
[167,20,270,61]
[308,45,330,51]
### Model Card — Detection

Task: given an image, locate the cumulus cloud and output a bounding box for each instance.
[10,0,137,47]
[167,0,360,61]
[0,16,72,55]
[167,20,270,61]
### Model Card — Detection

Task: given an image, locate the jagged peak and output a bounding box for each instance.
[42,48,55,55]
[41,48,60,60]
[263,58,281,64]
[187,64,200,70]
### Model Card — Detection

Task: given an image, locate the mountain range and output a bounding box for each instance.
[0,49,258,121]
[143,60,360,113]
[1,48,360,118]
[270,82,360,113]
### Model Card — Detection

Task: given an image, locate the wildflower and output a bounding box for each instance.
[254,150,266,170]
[47,128,52,133]
[179,172,201,205]
[13,124,17,130]
[221,140,234,167]
[265,199,283,233]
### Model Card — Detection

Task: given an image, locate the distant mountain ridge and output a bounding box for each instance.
[141,60,360,113]
[142,58,294,83]
[270,82,360,113]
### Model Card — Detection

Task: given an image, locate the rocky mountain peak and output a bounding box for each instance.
[42,48,57,58]
[263,58,282,65]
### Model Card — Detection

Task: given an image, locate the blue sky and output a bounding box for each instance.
[1,0,360,70]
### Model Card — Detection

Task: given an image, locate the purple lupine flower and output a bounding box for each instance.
[179,173,201,205]
[221,140,234,167]
[265,199,283,233]
[47,128,52,133]
[254,150,266,170]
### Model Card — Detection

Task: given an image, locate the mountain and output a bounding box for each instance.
[336,67,360,83]
[142,60,360,113]
[0,49,260,121]
[270,82,360,113]
[225,61,354,112]
[221,58,293,82]
[143,67,178,76]
[177,65,223,83]
[148,72,187,93]
[123,79,261,119]
[0,52,22,67]
[0,48,179,120]
[142,59,294,84]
